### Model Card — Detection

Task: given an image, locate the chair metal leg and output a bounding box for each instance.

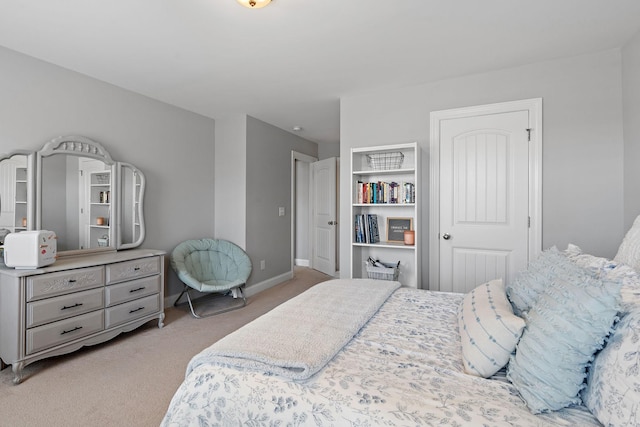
[173,285,189,307]
[231,287,247,304]
[173,285,201,318]
[174,284,247,318]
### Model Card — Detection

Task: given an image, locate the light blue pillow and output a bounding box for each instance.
[506,247,587,316]
[506,271,621,414]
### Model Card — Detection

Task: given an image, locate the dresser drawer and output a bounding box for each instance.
[27,266,105,302]
[105,275,161,307]
[105,294,160,328]
[26,310,104,355]
[27,288,104,328]
[106,256,160,284]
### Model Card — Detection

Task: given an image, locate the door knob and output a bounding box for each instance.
[442,233,451,240]
[328,221,337,225]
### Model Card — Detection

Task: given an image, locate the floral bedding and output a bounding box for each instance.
[162,287,601,426]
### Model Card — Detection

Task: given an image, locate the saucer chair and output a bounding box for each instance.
[171,239,252,318]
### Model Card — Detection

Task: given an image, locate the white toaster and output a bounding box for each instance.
[3,230,57,269]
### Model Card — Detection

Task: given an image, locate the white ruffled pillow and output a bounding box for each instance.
[566,243,640,313]
[458,279,525,378]
[614,215,640,271]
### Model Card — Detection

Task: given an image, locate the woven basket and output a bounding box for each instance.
[366,261,400,281]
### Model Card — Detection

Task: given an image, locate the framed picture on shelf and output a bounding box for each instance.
[387,217,413,243]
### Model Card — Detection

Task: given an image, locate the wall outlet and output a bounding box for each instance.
[260,260,265,270]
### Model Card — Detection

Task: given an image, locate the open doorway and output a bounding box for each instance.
[290,152,339,277]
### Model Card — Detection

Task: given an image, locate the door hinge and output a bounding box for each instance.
[526,128,532,142]
[528,216,531,228]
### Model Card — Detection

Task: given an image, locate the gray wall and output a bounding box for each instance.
[340,49,626,289]
[623,31,640,230]
[40,155,67,248]
[214,115,247,249]
[319,141,340,160]
[246,116,318,285]
[0,46,216,297]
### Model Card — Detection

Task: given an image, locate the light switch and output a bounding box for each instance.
[278,207,285,216]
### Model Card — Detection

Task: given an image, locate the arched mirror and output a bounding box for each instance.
[28,135,146,256]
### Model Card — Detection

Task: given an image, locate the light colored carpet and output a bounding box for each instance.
[0,267,332,427]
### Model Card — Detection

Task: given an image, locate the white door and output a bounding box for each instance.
[438,110,532,293]
[311,157,337,276]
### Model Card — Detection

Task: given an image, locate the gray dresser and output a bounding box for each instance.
[0,249,165,384]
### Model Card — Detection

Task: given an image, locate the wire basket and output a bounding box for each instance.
[366,152,404,170]
[366,261,400,281]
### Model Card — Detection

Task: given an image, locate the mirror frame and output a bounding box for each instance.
[116,162,146,250]
[32,135,146,257]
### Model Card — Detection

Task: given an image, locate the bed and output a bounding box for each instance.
[162,217,640,427]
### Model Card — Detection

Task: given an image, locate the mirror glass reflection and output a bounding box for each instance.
[0,154,28,241]
[40,155,112,251]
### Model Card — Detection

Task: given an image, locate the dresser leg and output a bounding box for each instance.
[12,362,24,384]
[158,312,165,329]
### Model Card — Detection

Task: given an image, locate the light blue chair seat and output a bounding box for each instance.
[171,239,252,318]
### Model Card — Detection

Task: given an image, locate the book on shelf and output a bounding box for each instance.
[355,180,415,204]
[368,214,380,243]
[354,214,363,243]
[403,182,415,204]
[354,214,380,244]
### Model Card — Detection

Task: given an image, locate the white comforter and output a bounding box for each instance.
[162,287,601,426]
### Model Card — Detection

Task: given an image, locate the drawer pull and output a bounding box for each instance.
[134,267,141,271]
[61,303,84,310]
[129,307,145,314]
[61,326,83,335]
[67,279,77,283]
[129,287,146,293]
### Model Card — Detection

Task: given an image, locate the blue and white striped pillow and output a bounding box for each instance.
[458,279,526,378]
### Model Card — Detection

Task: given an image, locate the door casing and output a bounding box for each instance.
[290,151,317,274]
[429,98,542,291]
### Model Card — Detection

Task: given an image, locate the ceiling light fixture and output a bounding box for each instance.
[292,126,303,132]
[237,0,271,8]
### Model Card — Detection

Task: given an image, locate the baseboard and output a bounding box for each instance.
[295,258,310,267]
[244,271,293,297]
[163,270,294,308]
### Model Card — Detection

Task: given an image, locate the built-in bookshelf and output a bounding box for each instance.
[350,142,421,288]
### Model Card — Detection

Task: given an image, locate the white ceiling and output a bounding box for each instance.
[1,1,640,145]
